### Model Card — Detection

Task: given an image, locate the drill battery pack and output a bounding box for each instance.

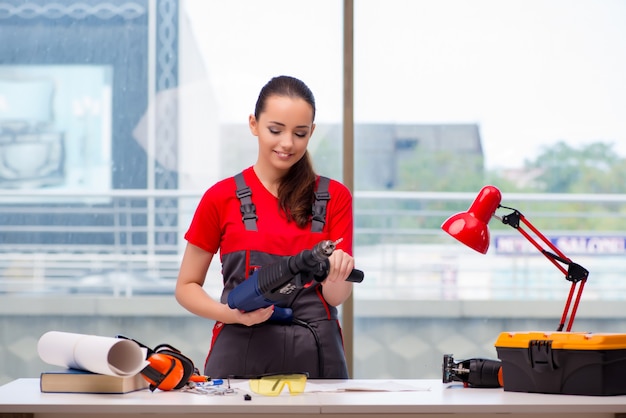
[495,331,626,396]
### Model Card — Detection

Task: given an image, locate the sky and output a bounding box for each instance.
[182,0,626,170]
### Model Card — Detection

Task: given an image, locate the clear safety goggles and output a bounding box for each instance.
[248,373,308,396]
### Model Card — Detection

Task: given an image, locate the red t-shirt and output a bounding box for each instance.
[185,166,353,259]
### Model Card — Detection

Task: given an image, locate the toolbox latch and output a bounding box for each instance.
[527,340,556,372]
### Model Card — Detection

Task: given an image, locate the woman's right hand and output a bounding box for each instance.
[230,305,275,326]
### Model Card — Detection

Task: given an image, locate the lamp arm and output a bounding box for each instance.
[500,209,570,277]
[500,209,589,281]
[498,207,589,332]
[541,250,589,283]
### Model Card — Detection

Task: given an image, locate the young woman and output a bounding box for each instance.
[175,75,355,379]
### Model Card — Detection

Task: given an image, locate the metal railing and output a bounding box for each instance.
[2,189,626,300]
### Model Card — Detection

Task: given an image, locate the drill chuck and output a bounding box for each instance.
[288,240,335,279]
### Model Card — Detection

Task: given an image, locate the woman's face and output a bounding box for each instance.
[249,95,315,173]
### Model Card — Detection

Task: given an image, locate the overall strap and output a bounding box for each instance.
[311,176,331,233]
[235,173,330,232]
[235,172,258,231]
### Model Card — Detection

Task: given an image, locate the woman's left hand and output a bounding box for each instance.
[325,249,355,283]
[321,249,355,306]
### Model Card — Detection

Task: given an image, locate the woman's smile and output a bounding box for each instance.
[274,150,293,159]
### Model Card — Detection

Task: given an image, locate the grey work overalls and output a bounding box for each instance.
[203,174,349,379]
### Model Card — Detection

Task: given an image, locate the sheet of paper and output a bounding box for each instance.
[37,331,149,376]
[228,379,431,394]
[304,380,431,392]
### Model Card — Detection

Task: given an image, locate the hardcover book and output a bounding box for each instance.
[40,369,149,394]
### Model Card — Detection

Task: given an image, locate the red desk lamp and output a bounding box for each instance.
[441,185,589,332]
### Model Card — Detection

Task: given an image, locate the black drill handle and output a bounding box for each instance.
[313,259,364,283]
[347,268,365,283]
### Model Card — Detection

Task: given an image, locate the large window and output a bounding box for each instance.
[352,0,626,301]
[179,0,344,296]
[351,0,626,378]
[1,0,625,384]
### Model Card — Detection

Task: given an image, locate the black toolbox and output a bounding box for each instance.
[495,331,626,396]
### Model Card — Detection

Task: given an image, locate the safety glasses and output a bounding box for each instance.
[248,373,308,396]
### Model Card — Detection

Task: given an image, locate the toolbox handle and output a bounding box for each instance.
[527,340,557,372]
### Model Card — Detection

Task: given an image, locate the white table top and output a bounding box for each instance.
[1,378,626,415]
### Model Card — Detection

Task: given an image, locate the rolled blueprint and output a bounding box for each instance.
[37,331,148,376]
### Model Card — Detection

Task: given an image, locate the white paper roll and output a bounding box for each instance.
[37,331,148,376]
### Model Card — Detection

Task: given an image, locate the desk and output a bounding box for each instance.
[1,378,626,418]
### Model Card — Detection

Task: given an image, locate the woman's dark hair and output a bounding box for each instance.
[254,75,317,228]
[254,75,316,121]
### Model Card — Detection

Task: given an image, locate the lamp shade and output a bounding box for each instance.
[441,185,502,254]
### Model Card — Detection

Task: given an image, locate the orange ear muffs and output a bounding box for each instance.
[116,335,202,392]
[141,352,185,391]
[154,345,196,389]
[140,344,196,391]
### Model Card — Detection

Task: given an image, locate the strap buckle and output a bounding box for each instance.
[314,191,330,201]
[236,187,253,199]
[311,204,327,225]
[240,203,258,221]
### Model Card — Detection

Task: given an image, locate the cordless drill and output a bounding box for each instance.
[227,239,364,322]
[442,354,503,388]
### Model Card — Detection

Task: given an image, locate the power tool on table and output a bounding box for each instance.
[442,354,503,388]
[227,239,364,322]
